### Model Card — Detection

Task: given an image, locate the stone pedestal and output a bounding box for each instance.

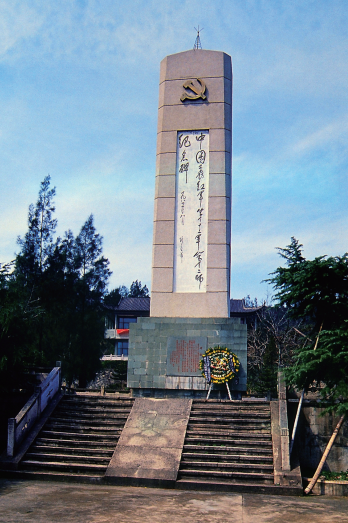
[128,317,247,397]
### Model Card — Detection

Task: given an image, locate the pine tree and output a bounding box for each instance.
[268,238,348,414]
[3,178,112,391]
[17,175,57,276]
[71,215,111,387]
[128,280,149,297]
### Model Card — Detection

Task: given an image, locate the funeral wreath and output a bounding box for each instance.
[199,346,240,384]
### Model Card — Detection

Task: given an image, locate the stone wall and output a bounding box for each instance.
[128,317,247,397]
[288,402,348,472]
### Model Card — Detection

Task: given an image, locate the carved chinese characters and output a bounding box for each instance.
[167,336,207,376]
[173,130,209,293]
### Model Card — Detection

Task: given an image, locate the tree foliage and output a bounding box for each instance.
[0,177,111,391]
[268,237,348,414]
[128,280,149,297]
[104,280,149,307]
[268,237,348,334]
[17,175,57,275]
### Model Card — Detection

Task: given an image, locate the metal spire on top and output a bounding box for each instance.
[193,26,203,50]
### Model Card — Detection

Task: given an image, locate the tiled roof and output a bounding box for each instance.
[107,296,261,314]
[113,297,150,312]
[229,299,263,313]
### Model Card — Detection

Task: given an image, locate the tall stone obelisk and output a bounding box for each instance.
[151,49,232,318]
[128,49,247,397]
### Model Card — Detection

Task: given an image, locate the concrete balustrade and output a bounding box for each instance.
[7,366,61,457]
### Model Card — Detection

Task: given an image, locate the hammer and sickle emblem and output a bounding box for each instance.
[180,78,207,102]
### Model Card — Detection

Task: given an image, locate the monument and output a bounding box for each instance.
[127,47,247,398]
[107,46,253,487]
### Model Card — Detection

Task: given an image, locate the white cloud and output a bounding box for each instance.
[290,116,348,156]
[1,0,348,301]
[0,1,44,57]
[0,1,196,67]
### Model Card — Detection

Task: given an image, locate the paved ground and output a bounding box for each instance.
[0,479,348,523]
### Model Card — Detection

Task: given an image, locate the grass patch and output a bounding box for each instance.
[321,470,348,481]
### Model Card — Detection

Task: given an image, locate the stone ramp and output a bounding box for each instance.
[105,398,191,487]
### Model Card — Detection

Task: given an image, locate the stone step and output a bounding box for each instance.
[189,415,271,422]
[31,445,114,456]
[42,423,123,433]
[39,430,120,441]
[182,453,273,463]
[180,461,274,472]
[183,444,273,454]
[175,478,302,496]
[55,408,132,417]
[16,393,133,481]
[191,405,271,412]
[190,411,271,417]
[3,469,105,483]
[178,469,274,483]
[192,400,270,405]
[47,417,127,426]
[61,397,133,406]
[59,398,133,405]
[35,437,117,447]
[185,429,272,438]
[191,404,270,411]
[179,400,276,490]
[184,435,272,446]
[188,419,271,432]
[21,460,107,475]
[187,428,271,436]
[55,407,130,415]
[25,452,111,464]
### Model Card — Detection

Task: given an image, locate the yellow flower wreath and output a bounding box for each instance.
[199,346,240,384]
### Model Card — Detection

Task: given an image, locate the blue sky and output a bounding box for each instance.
[1,0,347,302]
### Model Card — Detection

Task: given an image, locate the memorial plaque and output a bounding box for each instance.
[167,336,207,376]
[173,130,209,293]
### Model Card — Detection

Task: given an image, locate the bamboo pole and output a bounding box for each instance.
[290,325,322,457]
[290,388,305,455]
[304,414,346,495]
[313,323,323,351]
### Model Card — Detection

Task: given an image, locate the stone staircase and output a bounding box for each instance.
[177,399,278,492]
[18,394,134,481]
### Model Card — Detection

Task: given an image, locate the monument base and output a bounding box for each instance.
[127,317,247,398]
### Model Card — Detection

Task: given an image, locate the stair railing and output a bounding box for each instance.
[7,364,62,457]
[277,371,290,471]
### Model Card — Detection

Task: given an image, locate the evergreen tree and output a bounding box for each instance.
[70,215,111,387]
[268,237,348,334]
[104,288,123,309]
[128,280,149,297]
[2,178,111,391]
[268,238,348,414]
[16,175,57,276]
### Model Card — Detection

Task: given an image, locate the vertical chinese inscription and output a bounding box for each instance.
[174,130,209,293]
